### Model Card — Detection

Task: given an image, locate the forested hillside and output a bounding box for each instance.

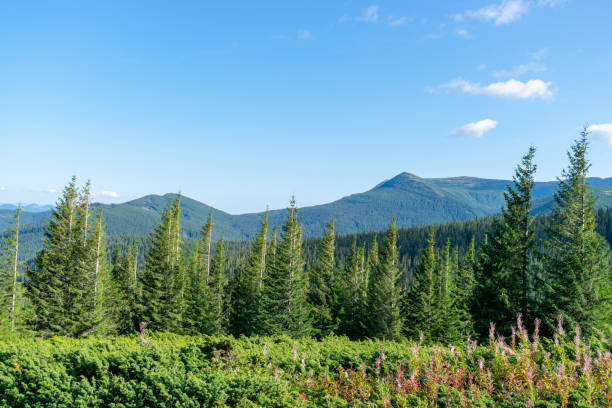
[6,173,612,261]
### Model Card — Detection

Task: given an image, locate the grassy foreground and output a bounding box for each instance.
[0,327,610,407]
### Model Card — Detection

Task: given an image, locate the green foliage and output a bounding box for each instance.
[0,206,28,333]
[335,237,368,339]
[307,219,337,338]
[542,130,612,335]
[229,213,268,337]
[110,244,139,334]
[259,199,311,337]
[26,178,111,337]
[476,147,539,335]
[0,324,610,407]
[137,195,183,332]
[367,217,403,340]
[205,236,227,335]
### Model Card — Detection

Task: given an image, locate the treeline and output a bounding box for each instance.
[0,130,610,342]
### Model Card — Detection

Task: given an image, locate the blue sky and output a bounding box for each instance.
[1,0,611,213]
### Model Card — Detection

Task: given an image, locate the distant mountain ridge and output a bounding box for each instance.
[0,203,54,213]
[4,173,612,260]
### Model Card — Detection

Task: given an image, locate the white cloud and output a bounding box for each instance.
[493,62,547,78]
[441,77,553,99]
[0,186,6,191]
[451,119,499,138]
[296,29,312,40]
[455,0,530,25]
[478,64,488,70]
[588,124,612,145]
[388,16,410,27]
[454,0,565,25]
[271,34,288,40]
[358,5,379,23]
[456,28,471,38]
[95,191,119,198]
[46,189,58,194]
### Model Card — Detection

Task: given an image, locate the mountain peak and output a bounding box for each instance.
[396,172,422,179]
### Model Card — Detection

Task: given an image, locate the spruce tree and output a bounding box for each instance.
[472,235,494,339]
[478,147,538,335]
[0,206,26,332]
[542,130,612,334]
[27,177,106,337]
[308,219,337,337]
[182,241,205,334]
[200,210,214,284]
[87,210,114,334]
[111,244,139,334]
[229,213,268,336]
[138,196,183,332]
[336,238,358,338]
[367,217,402,339]
[259,199,310,336]
[456,237,476,336]
[404,233,437,341]
[432,239,462,343]
[205,235,226,335]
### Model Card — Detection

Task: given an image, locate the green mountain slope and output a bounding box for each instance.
[7,173,612,261]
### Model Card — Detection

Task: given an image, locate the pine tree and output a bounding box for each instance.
[111,244,139,334]
[200,210,214,284]
[259,199,310,336]
[404,233,437,341]
[367,217,402,339]
[472,235,494,339]
[478,147,538,335]
[205,235,226,335]
[138,196,183,332]
[456,237,476,336]
[432,239,462,343]
[308,219,337,337]
[229,213,268,336]
[542,130,612,334]
[0,206,26,332]
[182,241,204,334]
[27,177,106,337]
[87,210,114,334]
[336,237,359,338]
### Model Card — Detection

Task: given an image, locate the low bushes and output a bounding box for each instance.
[0,325,610,407]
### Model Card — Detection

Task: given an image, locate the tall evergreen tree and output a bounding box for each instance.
[229,213,268,336]
[456,237,476,336]
[200,210,214,284]
[404,233,437,341]
[542,130,612,334]
[138,196,183,332]
[308,219,337,337]
[27,177,107,337]
[205,235,226,335]
[87,210,114,334]
[367,217,402,339]
[0,206,26,332]
[111,244,139,334]
[432,239,462,343]
[477,147,538,335]
[182,241,205,334]
[259,199,310,336]
[337,237,368,339]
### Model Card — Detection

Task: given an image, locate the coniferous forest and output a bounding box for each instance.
[0,132,611,407]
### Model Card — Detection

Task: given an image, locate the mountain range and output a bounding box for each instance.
[3,172,612,258]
